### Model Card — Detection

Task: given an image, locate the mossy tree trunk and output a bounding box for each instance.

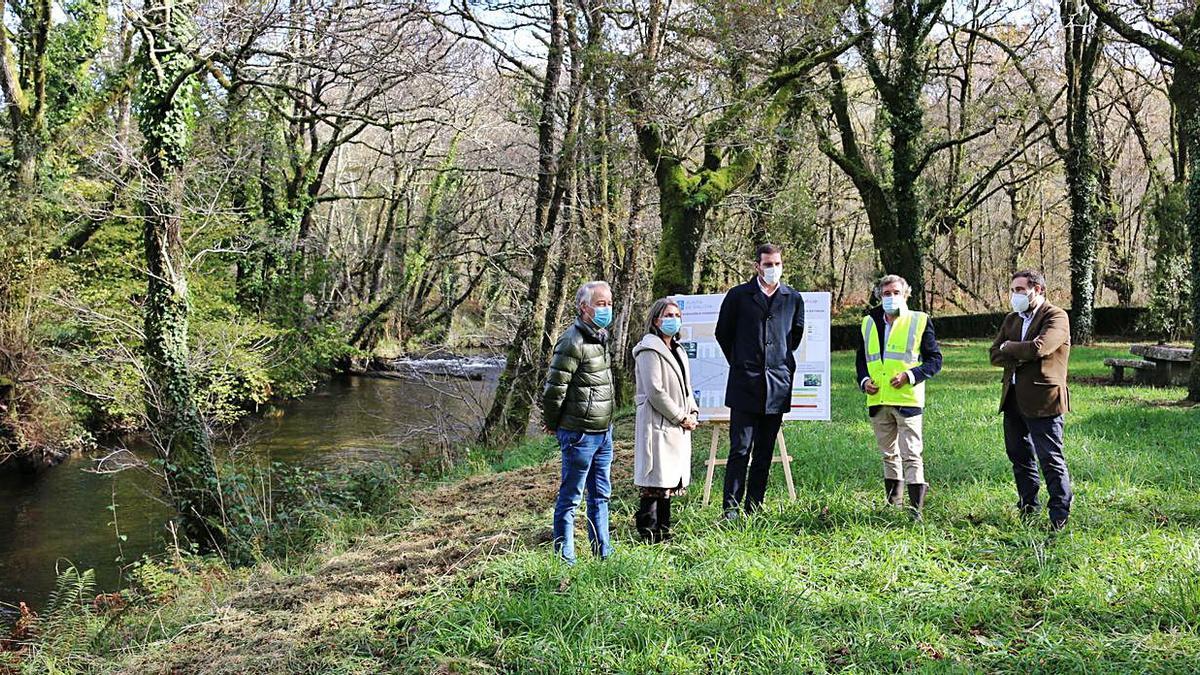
[531,3,588,400]
[881,2,933,305]
[815,0,948,310]
[629,1,862,298]
[1172,69,1200,400]
[637,138,753,297]
[480,0,569,445]
[0,0,50,190]
[813,62,907,300]
[136,0,223,546]
[1183,83,1200,401]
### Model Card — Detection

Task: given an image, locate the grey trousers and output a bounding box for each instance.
[1002,390,1072,523]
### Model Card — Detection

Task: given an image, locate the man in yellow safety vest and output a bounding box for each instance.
[854,274,943,518]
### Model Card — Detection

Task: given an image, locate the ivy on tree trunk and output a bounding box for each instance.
[135,0,223,545]
[1061,0,1105,344]
[814,0,949,309]
[1184,93,1200,401]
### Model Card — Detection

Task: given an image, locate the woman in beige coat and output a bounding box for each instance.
[632,298,699,542]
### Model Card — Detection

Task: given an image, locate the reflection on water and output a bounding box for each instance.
[238,373,494,468]
[0,452,172,620]
[0,372,495,617]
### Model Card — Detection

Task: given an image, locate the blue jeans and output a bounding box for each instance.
[552,427,614,563]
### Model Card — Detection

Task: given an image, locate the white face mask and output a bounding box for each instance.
[881,295,905,315]
[1010,292,1032,314]
[761,265,783,286]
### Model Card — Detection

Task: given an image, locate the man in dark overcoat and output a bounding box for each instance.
[715,243,806,516]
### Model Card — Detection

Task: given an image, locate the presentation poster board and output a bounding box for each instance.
[673,292,831,422]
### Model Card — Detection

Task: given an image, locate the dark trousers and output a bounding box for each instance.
[635,497,672,542]
[1003,390,1072,523]
[723,408,784,512]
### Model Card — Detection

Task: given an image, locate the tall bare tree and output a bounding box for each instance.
[1086,0,1200,399]
[460,0,575,444]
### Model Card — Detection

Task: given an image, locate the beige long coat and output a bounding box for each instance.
[632,333,699,489]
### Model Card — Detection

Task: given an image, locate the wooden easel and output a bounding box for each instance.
[700,421,797,507]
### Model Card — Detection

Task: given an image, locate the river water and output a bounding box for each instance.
[0,369,497,618]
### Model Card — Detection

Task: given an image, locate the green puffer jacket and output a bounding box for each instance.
[541,318,615,432]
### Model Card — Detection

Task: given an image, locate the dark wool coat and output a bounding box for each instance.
[714,279,806,415]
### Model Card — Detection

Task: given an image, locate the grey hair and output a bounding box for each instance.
[575,280,612,310]
[644,297,681,337]
[873,274,912,300]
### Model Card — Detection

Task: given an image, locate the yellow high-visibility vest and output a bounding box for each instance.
[862,310,929,408]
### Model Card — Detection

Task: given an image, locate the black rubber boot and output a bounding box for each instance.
[658,497,672,541]
[635,497,660,542]
[885,479,904,507]
[907,483,928,520]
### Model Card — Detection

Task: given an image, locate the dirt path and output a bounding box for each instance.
[122,439,636,674]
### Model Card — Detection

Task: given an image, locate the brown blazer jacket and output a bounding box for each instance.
[988,301,1071,418]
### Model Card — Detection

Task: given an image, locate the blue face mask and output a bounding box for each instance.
[659,317,681,336]
[591,305,613,328]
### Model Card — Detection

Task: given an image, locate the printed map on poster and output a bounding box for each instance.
[673,292,831,422]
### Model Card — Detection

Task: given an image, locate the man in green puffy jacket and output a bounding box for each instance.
[543,280,616,564]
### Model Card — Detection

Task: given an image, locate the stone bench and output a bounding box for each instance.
[1127,344,1193,386]
[1103,357,1155,385]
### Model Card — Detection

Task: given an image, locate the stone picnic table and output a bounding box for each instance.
[1104,344,1194,386]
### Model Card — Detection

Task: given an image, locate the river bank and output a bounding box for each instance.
[0,414,576,673]
[0,355,504,620]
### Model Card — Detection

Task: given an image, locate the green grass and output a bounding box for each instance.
[7,341,1198,674]
[395,340,1200,673]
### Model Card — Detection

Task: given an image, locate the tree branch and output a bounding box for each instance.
[962,27,1067,156]
[916,123,997,174]
[930,254,989,306]
[0,10,30,118]
[1084,0,1192,66]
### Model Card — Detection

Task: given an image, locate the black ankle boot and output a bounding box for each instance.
[658,497,672,541]
[885,479,904,507]
[907,483,928,520]
[635,497,660,542]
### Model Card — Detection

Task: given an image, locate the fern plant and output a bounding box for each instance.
[45,564,95,619]
[21,564,99,671]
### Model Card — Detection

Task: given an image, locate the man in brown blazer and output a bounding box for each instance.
[989,270,1073,529]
